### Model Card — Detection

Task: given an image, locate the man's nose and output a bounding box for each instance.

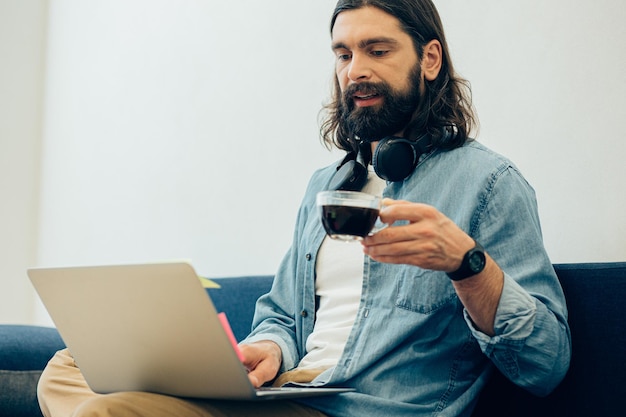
[347,54,372,82]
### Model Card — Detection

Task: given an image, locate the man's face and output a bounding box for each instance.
[331,6,422,141]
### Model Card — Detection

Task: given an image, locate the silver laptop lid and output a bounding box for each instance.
[28,262,258,399]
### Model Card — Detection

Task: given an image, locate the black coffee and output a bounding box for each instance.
[321,205,379,239]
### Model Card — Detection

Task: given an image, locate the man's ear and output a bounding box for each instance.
[421,39,442,81]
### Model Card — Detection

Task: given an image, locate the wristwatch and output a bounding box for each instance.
[447,240,486,281]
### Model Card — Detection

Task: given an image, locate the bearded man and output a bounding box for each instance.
[38,1,570,417]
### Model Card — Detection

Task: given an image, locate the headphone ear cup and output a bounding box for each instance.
[372,137,418,182]
[328,159,368,191]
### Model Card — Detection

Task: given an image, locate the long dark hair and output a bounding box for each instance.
[320,0,477,153]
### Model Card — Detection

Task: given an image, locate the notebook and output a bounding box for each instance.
[28,262,354,400]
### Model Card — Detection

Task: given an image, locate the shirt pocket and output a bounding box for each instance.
[395,268,458,314]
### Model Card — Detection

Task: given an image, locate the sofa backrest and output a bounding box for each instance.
[207,275,274,342]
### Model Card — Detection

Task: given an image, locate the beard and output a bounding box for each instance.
[339,64,422,143]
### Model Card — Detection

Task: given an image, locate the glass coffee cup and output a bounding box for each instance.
[316,190,384,241]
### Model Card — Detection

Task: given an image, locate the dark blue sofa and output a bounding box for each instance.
[1,263,624,417]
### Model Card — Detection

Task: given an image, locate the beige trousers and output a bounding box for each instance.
[38,349,329,417]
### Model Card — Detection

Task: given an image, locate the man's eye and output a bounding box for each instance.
[371,50,388,57]
[337,53,351,61]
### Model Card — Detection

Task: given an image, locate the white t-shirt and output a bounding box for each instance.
[297,166,385,370]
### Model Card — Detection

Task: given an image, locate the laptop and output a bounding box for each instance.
[28,262,354,400]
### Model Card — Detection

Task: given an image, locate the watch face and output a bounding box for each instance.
[469,252,485,272]
[447,242,486,281]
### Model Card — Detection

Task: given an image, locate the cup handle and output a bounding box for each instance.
[369,218,389,235]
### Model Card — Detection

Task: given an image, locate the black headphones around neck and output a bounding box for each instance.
[328,133,434,191]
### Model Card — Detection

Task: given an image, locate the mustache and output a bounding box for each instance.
[342,82,392,107]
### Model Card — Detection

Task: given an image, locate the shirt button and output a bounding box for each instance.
[301,310,308,317]
[305,253,312,261]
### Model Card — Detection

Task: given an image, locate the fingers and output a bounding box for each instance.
[239,341,282,388]
[366,200,436,247]
[378,199,435,225]
[363,232,443,267]
[363,200,471,271]
[247,372,261,388]
[247,369,266,388]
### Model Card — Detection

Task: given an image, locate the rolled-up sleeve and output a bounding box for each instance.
[464,273,571,396]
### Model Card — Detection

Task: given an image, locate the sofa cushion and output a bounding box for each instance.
[0,370,44,417]
[0,325,65,417]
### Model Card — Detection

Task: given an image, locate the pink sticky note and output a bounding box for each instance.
[218,312,245,362]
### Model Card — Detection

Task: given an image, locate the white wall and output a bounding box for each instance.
[436,0,626,263]
[1,0,624,325]
[36,0,340,273]
[0,0,47,324]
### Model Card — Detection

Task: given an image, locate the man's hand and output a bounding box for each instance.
[239,340,282,388]
[362,198,474,271]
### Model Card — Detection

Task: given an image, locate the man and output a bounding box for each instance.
[38,1,571,416]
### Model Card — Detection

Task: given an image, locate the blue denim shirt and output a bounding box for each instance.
[244,141,571,417]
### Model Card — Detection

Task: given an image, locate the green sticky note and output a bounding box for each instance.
[198,276,221,289]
